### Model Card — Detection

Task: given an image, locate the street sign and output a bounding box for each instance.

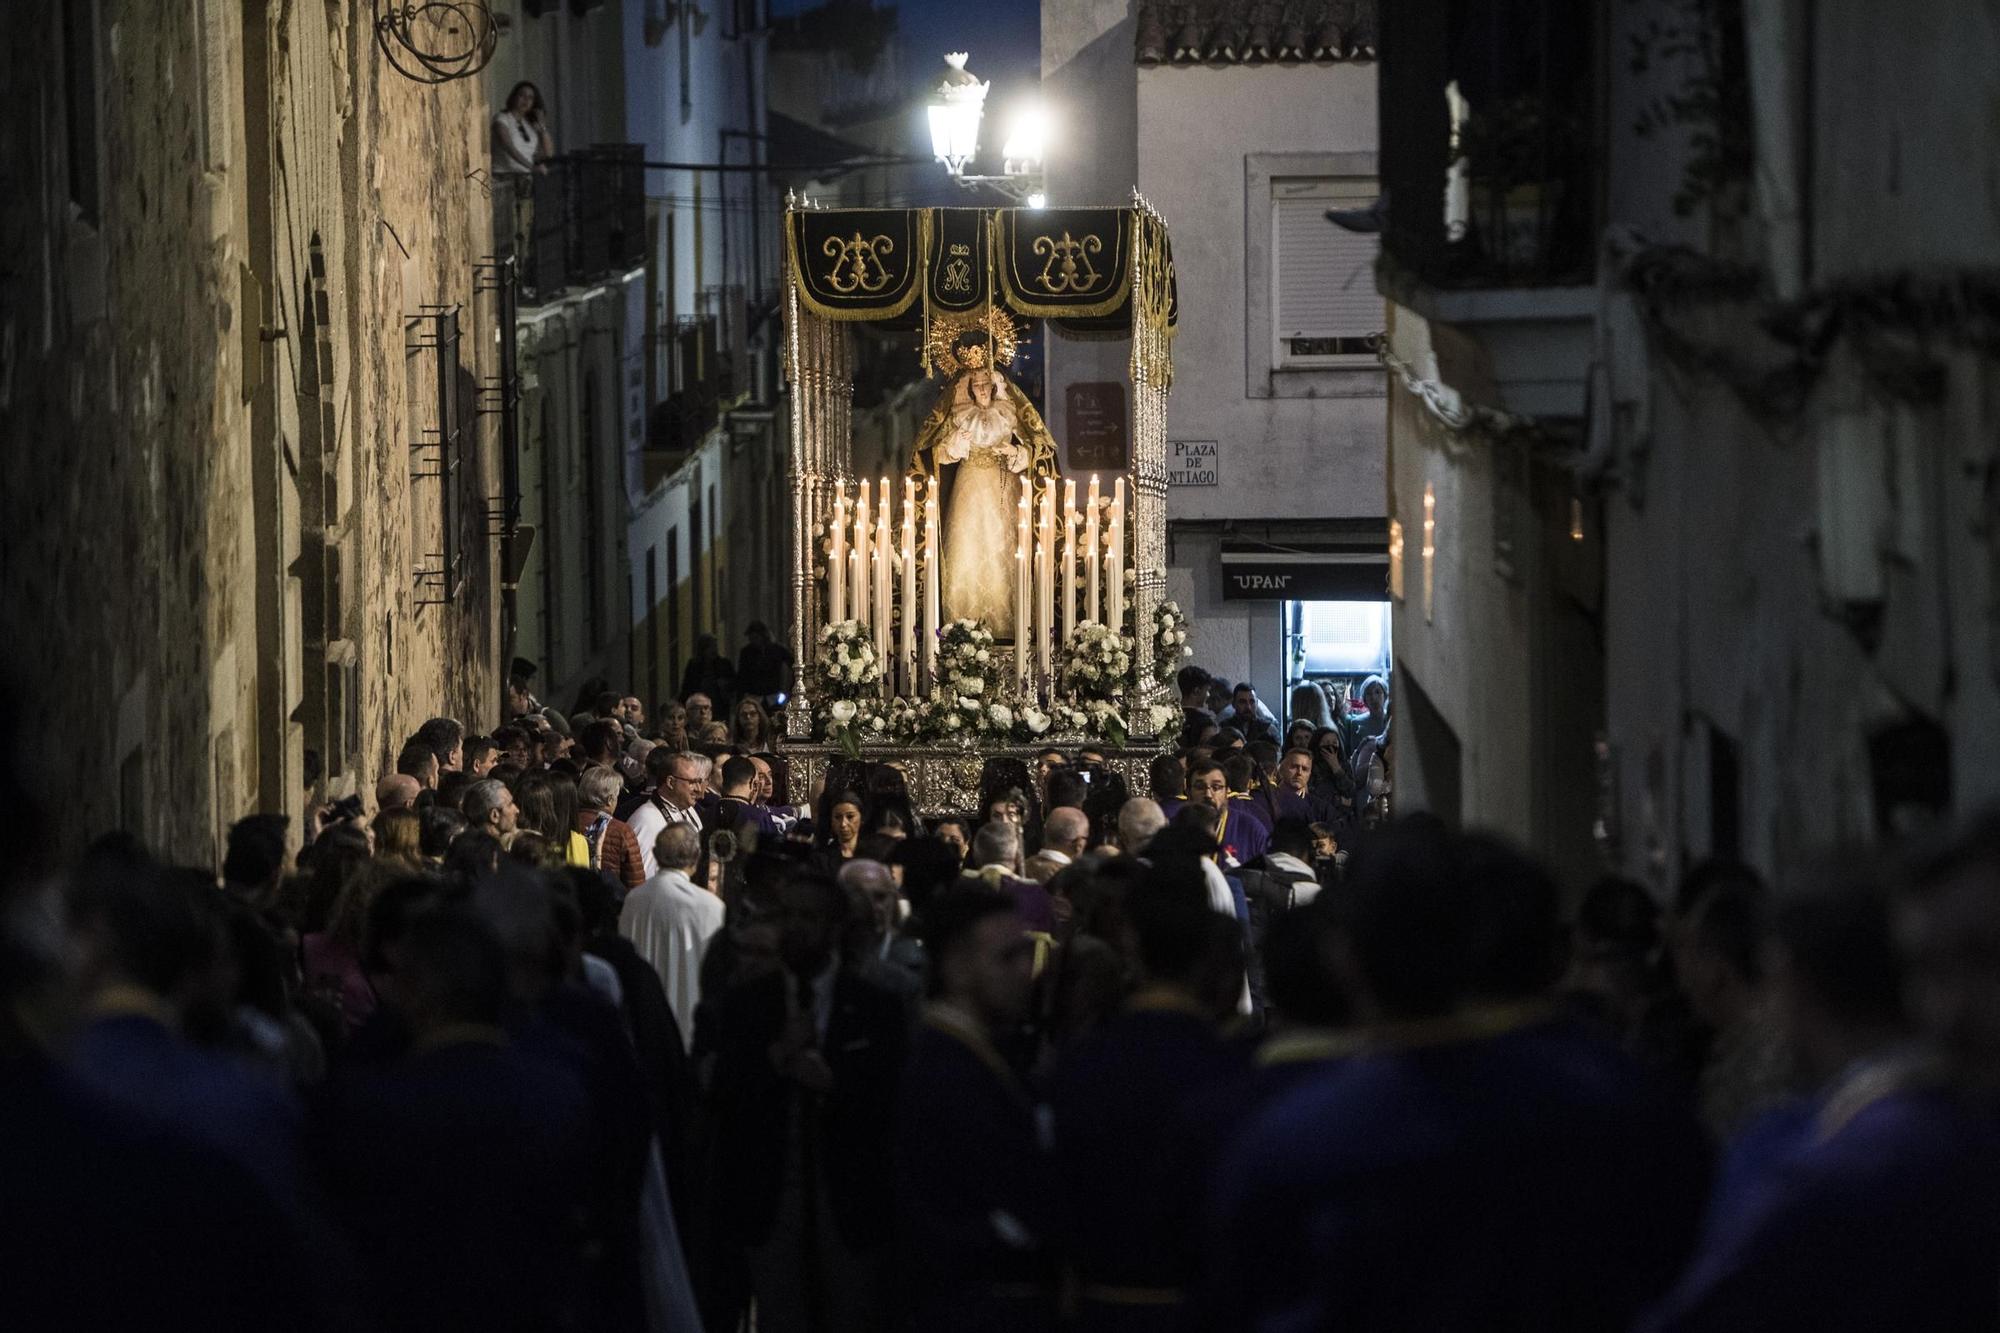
[1168,438,1218,486]
[1065,381,1128,471]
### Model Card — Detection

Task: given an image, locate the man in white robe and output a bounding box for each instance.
[619,824,723,1048]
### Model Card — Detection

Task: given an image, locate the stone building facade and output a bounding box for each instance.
[1375,0,2000,891]
[1,1,503,862]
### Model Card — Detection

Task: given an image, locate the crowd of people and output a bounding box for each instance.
[6,648,2000,1333]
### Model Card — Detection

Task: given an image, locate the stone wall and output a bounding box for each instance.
[0,1,501,864]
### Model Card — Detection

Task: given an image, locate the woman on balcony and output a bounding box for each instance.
[492,81,554,179]
[492,82,554,263]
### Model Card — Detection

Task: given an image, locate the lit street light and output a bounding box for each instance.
[926,52,1047,206]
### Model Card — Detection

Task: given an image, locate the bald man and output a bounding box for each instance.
[375,773,421,813]
[1024,807,1090,884]
[1116,797,1166,854]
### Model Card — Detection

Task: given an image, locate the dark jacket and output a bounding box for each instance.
[705,965,908,1251]
[895,1011,1060,1329]
[680,655,736,707]
[1207,1016,1708,1332]
[1050,1000,1245,1312]
[314,1034,596,1333]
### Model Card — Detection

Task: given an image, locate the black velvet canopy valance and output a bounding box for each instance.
[786,205,1177,335]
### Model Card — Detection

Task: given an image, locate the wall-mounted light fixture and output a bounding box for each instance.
[1388,517,1405,601]
[1422,484,1436,623]
[926,53,1048,206]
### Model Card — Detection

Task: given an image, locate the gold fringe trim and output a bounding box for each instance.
[786,209,930,323]
[994,211,1135,319]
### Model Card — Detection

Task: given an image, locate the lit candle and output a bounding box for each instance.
[850,482,870,632]
[875,478,893,677]
[828,481,847,626]
[1015,475,1031,687]
[901,476,917,696]
[1084,474,1102,627]
[923,476,940,689]
[1061,478,1077,643]
[1038,479,1055,684]
[1107,477,1125,634]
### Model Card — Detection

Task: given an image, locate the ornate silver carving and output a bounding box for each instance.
[781,741,1160,818]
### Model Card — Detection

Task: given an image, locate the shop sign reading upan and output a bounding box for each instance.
[1168,439,1218,486]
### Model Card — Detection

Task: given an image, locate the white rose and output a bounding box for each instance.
[1023,709,1050,735]
[988,704,1014,727]
[944,713,961,730]
[869,715,886,732]
[976,649,989,663]
[964,677,984,695]
[830,700,857,723]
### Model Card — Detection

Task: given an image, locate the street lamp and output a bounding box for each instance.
[926,52,1047,206]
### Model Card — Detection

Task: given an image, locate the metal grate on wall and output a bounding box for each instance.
[406,303,465,604]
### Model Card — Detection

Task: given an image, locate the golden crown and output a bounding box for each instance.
[925,308,1020,377]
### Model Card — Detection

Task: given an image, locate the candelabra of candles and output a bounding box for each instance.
[825,473,1129,699]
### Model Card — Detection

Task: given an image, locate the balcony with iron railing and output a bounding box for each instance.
[498,146,647,306]
[1377,0,1599,419]
[641,307,742,489]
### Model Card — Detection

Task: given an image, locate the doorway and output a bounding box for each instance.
[1282,597,1392,733]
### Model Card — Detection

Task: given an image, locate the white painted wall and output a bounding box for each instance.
[1588,0,2000,885]
[1136,63,1385,525]
[1382,310,1533,839]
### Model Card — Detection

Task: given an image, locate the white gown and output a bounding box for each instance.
[937,391,1030,638]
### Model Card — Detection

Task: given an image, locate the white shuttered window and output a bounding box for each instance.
[1272,176,1381,366]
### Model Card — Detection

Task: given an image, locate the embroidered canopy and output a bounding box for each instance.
[786,206,1178,335]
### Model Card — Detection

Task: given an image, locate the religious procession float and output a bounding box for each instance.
[779,200,1186,811]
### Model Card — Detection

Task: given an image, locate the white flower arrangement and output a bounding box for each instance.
[815,620,882,699]
[809,610,1184,750]
[936,619,998,683]
[1152,600,1194,684]
[928,619,1013,739]
[1057,621,1136,702]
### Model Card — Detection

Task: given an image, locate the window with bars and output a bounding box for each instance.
[405,305,464,604]
[63,0,101,226]
[1271,176,1382,367]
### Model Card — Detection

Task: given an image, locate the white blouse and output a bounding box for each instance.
[492,110,541,176]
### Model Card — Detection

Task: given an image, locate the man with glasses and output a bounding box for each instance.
[629,751,710,881]
[1187,759,1266,869]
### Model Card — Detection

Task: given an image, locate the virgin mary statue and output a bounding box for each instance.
[910,325,1057,639]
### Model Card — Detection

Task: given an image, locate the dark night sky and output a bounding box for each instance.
[771,0,1043,114]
